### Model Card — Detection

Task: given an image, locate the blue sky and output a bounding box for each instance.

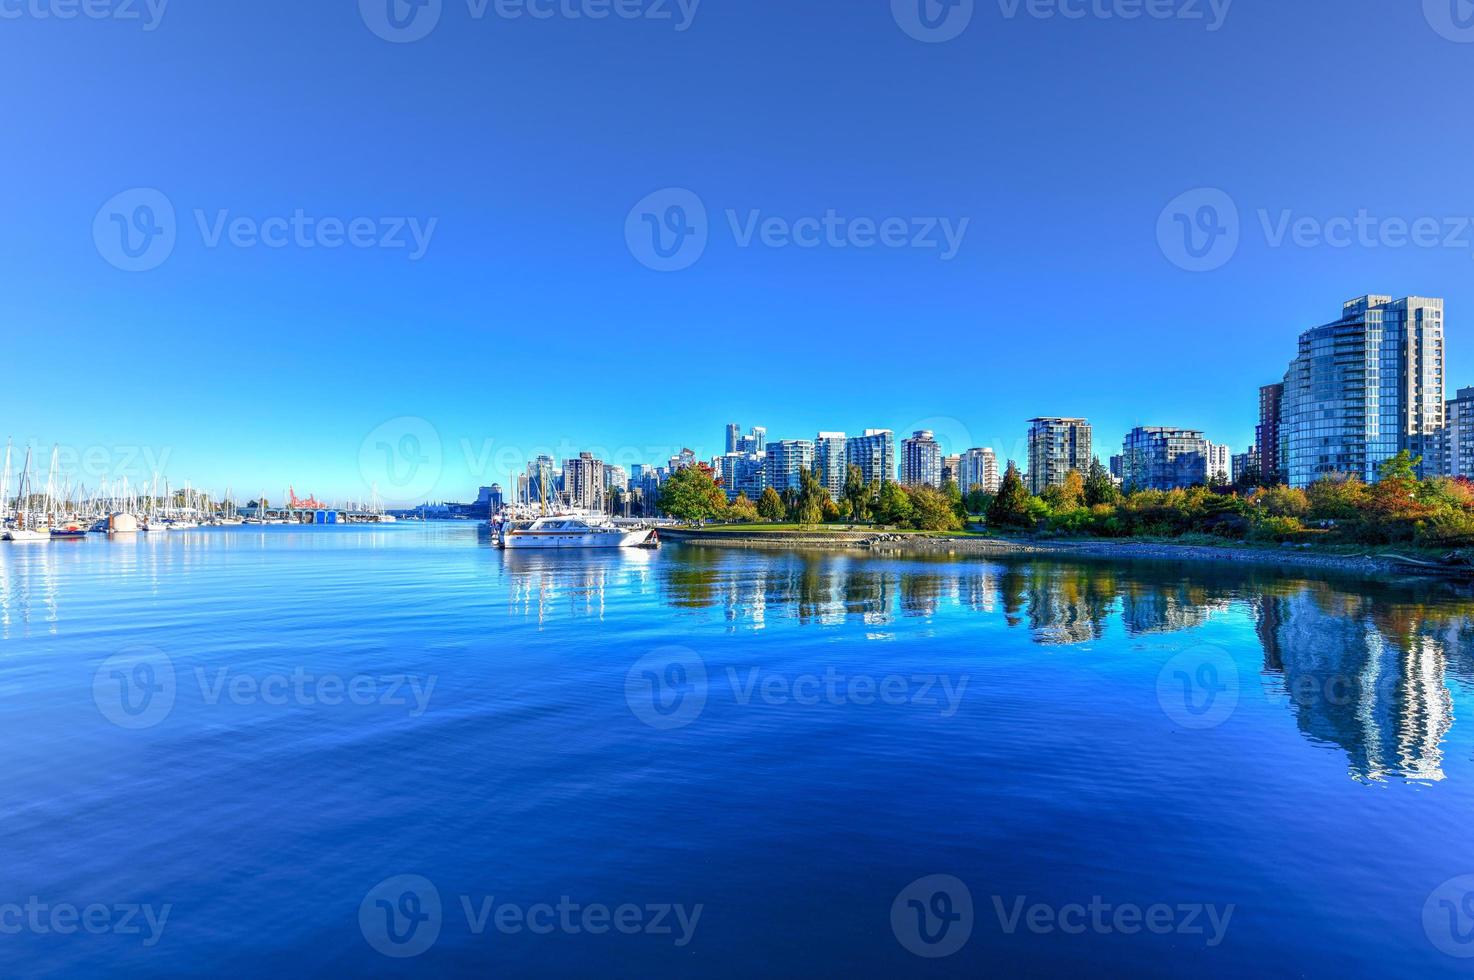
[3,0,1473,503]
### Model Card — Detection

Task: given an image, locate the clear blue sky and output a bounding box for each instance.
[3,0,1472,503]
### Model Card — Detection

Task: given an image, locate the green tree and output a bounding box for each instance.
[988,463,1035,529]
[875,482,913,526]
[964,488,993,515]
[757,487,786,522]
[658,464,727,523]
[910,485,963,531]
[726,493,759,523]
[1379,450,1421,484]
[942,480,966,521]
[1084,458,1119,507]
[843,464,871,522]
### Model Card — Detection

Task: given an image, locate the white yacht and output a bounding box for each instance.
[501,514,655,550]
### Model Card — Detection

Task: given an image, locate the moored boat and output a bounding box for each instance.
[501,514,655,550]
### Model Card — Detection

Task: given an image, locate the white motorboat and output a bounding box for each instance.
[4,528,50,542]
[501,514,655,550]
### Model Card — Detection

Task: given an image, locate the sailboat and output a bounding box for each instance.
[4,447,50,542]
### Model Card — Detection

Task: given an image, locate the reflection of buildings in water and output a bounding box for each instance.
[996,565,1117,645]
[502,550,654,627]
[897,571,946,618]
[1118,581,1230,637]
[957,569,998,615]
[1258,587,1457,783]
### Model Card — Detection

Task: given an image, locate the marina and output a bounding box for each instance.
[0,440,399,542]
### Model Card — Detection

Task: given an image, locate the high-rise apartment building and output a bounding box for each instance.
[814,432,847,500]
[725,423,741,455]
[1027,418,1092,494]
[764,440,814,494]
[900,430,944,487]
[1446,387,1474,479]
[1206,443,1231,485]
[719,452,766,501]
[941,454,961,487]
[1279,295,1445,487]
[845,429,895,488]
[1257,383,1284,484]
[1120,427,1210,491]
[959,448,1000,495]
[563,452,603,509]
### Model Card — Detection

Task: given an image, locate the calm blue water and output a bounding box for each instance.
[3,523,1474,977]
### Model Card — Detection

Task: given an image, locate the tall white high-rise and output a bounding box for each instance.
[959,448,1000,495]
[1279,295,1445,487]
[814,432,847,499]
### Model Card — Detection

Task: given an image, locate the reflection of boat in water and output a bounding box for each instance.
[501,514,656,550]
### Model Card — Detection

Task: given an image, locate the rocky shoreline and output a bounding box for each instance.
[657,528,1469,580]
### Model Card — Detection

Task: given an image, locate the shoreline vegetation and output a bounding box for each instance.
[654,452,1474,580]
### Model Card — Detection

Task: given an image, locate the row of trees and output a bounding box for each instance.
[658,463,968,531]
[984,452,1474,549]
[658,453,1474,549]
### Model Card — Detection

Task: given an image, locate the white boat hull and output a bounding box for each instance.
[503,527,653,550]
[4,529,50,542]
